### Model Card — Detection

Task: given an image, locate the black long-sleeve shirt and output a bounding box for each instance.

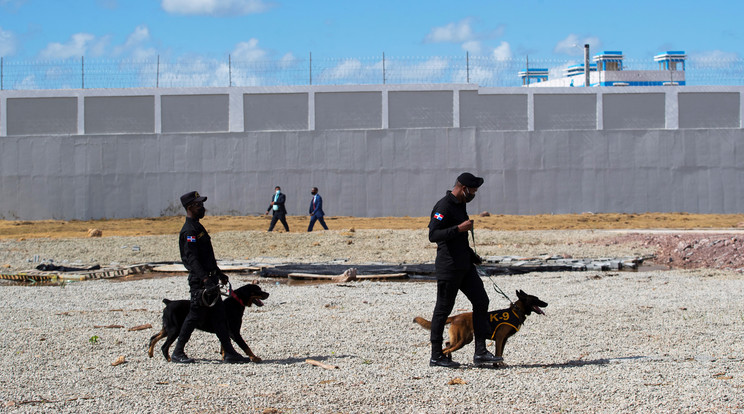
[179,217,219,290]
[428,191,477,278]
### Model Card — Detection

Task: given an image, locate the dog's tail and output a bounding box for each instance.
[413,316,433,330]
[162,299,171,305]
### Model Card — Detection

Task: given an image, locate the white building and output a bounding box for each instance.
[521,50,686,87]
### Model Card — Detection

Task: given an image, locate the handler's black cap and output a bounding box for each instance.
[457,172,484,188]
[180,191,207,208]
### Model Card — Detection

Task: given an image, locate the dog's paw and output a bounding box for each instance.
[250,356,262,363]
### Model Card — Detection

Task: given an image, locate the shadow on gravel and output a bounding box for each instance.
[261,354,354,365]
[512,358,611,369]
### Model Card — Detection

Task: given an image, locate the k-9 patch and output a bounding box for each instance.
[434,213,444,221]
[186,235,196,242]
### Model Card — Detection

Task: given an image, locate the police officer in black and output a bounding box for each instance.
[427,173,503,368]
[170,191,249,364]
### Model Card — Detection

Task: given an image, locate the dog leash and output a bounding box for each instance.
[470,228,513,304]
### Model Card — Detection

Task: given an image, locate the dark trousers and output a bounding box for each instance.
[430,267,490,353]
[268,212,289,232]
[177,291,237,355]
[308,215,328,231]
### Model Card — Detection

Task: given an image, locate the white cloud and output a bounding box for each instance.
[554,34,601,56]
[461,40,481,54]
[161,0,273,16]
[278,52,297,68]
[425,18,475,43]
[113,25,157,60]
[39,33,110,59]
[492,41,512,61]
[0,26,18,56]
[231,38,267,61]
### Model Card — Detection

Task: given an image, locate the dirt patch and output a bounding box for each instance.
[2,212,744,240]
[605,233,744,272]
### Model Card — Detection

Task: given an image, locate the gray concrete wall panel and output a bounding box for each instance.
[243,93,308,131]
[84,96,155,134]
[459,91,528,130]
[678,92,740,128]
[6,97,77,136]
[315,92,382,130]
[603,93,665,130]
[161,94,228,133]
[534,94,596,130]
[388,91,453,129]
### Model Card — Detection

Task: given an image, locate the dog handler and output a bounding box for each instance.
[170,191,249,364]
[427,173,503,368]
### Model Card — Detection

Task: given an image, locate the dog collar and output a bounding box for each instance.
[230,289,247,307]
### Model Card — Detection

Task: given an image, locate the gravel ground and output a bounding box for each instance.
[1,269,742,413]
[1,230,742,413]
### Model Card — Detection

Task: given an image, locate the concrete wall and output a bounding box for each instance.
[1,85,744,219]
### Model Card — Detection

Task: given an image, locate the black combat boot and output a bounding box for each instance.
[473,342,503,366]
[170,340,195,364]
[429,342,459,368]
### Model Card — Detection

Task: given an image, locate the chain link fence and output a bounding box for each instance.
[2,55,744,90]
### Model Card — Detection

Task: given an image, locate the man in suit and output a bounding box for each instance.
[307,187,329,232]
[265,186,290,232]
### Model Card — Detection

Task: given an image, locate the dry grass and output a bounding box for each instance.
[2,213,744,240]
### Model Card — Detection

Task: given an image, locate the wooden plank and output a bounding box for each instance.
[287,272,407,280]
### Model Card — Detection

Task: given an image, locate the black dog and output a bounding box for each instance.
[148,283,269,362]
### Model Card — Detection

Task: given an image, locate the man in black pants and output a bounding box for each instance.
[265,186,290,232]
[170,191,249,364]
[427,173,503,368]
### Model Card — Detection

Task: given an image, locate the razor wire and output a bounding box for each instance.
[2,55,744,90]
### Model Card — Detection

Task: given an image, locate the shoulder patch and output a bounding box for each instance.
[434,212,444,221]
[186,235,196,243]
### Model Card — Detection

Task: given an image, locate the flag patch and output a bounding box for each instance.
[434,213,444,221]
[186,235,196,242]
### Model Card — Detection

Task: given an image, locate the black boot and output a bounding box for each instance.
[473,342,503,366]
[429,342,459,368]
[171,340,195,364]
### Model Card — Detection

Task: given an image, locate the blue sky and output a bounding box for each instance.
[1,0,741,61]
[0,0,740,85]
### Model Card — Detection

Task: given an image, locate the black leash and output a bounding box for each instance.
[470,228,513,304]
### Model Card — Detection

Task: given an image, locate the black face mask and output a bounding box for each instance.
[195,206,206,219]
[311,190,317,195]
[463,187,476,203]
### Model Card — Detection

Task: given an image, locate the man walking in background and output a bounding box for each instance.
[266,186,290,232]
[307,187,329,232]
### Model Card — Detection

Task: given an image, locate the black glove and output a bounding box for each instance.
[219,272,229,285]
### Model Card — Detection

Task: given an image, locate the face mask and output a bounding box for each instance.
[276,190,281,195]
[463,187,476,203]
[196,206,206,219]
[311,191,317,195]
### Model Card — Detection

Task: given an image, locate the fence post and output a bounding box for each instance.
[1,56,3,90]
[383,52,386,84]
[81,56,85,89]
[309,52,312,85]
[156,55,160,88]
[466,51,470,83]
[229,54,232,87]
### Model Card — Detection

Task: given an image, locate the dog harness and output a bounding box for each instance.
[487,308,526,340]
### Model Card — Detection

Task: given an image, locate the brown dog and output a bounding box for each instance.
[414,290,547,362]
[148,283,269,362]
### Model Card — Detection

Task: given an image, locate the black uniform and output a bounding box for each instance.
[267,192,289,232]
[176,217,239,356]
[428,191,490,353]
